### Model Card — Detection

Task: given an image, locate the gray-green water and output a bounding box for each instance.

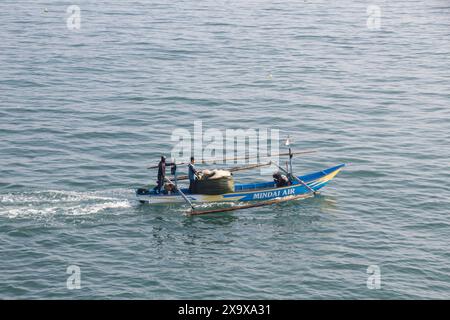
[1,0,450,299]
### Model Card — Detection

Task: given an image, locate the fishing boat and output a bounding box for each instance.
[137,137,344,214]
[137,163,344,204]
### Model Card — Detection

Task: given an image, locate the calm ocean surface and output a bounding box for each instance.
[1,0,449,299]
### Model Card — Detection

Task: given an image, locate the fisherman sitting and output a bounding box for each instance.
[188,156,199,193]
[273,172,290,188]
[164,182,176,194]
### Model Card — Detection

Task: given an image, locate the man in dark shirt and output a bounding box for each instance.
[154,156,166,193]
[154,156,177,193]
[188,156,198,193]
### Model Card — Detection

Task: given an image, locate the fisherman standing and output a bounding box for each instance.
[154,156,178,193]
[154,156,167,193]
[188,156,198,193]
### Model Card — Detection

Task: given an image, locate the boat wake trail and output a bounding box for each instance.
[0,189,134,218]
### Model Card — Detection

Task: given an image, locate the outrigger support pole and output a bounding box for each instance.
[164,177,195,210]
[271,161,318,195]
[146,150,317,169]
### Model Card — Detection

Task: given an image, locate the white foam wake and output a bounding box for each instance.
[0,189,134,218]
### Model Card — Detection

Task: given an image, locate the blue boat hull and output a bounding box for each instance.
[136,164,345,204]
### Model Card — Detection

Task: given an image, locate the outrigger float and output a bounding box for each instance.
[137,142,345,215]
